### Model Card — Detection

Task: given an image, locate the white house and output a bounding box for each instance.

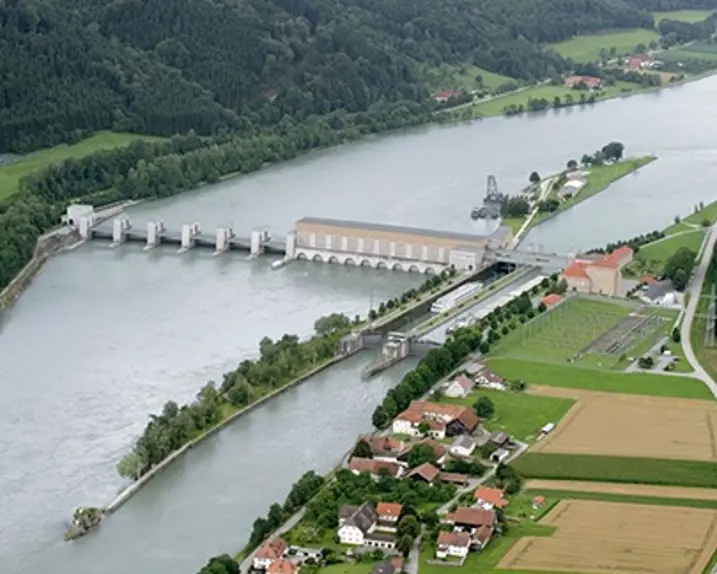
[444,375,474,398]
[376,502,403,532]
[474,487,507,511]
[436,531,471,559]
[253,537,288,570]
[338,503,396,549]
[449,435,476,458]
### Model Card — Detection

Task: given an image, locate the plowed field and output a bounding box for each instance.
[529,386,717,461]
[525,480,717,500]
[497,500,717,574]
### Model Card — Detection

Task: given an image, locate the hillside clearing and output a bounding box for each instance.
[549,29,660,62]
[653,9,714,23]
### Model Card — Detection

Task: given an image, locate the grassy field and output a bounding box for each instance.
[549,29,660,62]
[424,63,513,92]
[653,9,714,23]
[664,199,717,235]
[442,389,575,442]
[513,453,717,488]
[626,229,706,276]
[523,489,717,510]
[487,357,714,399]
[0,131,159,202]
[531,156,656,228]
[661,42,717,63]
[492,297,633,363]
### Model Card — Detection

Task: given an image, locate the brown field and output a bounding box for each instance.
[498,500,717,574]
[525,479,717,500]
[529,386,717,461]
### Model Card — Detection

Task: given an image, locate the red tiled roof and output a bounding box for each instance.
[474,487,507,508]
[256,537,288,560]
[562,261,590,279]
[449,507,495,527]
[474,524,494,545]
[395,409,424,423]
[542,293,562,306]
[377,502,403,518]
[438,472,468,484]
[455,408,480,432]
[433,90,461,99]
[437,531,471,548]
[408,462,440,482]
[408,438,447,459]
[349,457,401,477]
[564,75,601,88]
[409,401,467,419]
[640,274,658,285]
[268,559,297,574]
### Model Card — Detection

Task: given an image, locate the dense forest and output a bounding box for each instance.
[4,0,717,153]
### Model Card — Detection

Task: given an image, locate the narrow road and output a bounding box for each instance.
[680,223,717,397]
[512,176,557,246]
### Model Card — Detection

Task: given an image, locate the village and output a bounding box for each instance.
[247,362,555,574]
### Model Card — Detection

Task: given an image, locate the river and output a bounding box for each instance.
[1,75,717,574]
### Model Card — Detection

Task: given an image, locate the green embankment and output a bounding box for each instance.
[549,29,660,62]
[487,357,713,399]
[625,229,706,276]
[665,199,717,235]
[514,453,717,488]
[0,131,160,202]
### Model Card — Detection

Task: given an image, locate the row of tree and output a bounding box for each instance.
[116,318,352,479]
[368,269,457,321]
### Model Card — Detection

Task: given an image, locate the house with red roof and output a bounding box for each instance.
[436,531,471,559]
[560,246,633,296]
[253,537,288,570]
[376,502,403,532]
[392,401,479,439]
[542,293,562,308]
[348,457,404,479]
[432,89,461,102]
[445,374,474,398]
[564,75,602,89]
[628,54,654,70]
[474,487,508,510]
[268,560,298,574]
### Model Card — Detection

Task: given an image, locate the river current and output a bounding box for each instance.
[1,75,717,574]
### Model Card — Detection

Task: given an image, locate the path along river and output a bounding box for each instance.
[2,76,717,574]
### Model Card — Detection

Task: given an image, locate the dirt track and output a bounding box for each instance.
[498,499,717,574]
[525,479,717,500]
[528,386,717,461]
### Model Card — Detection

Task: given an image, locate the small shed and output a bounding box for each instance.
[490,448,510,464]
[542,293,562,307]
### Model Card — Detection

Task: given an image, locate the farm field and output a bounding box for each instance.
[528,386,717,461]
[492,297,634,363]
[513,452,717,487]
[487,357,713,399]
[654,9,714,23]
[661,43,717,62]
[497,500,717,574]
[442,389,575,442]
[525,480,717,501]
[0,131,160,202]
[549,29,660,62]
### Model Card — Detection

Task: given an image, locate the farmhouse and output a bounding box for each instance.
[564,75,602,89]
[474,487,507,511]
[392,401,479,438]
[432,89,462,102]
[450,435,476,457]
[348,457,404,479]
[371,557,404,574]
[639,279,678,306]
[359,435,406,463]
[438,472,469,486]
[398,439,447,467]
[407,462,441,484]
[436,531,471,559]
[254,537,288,570]
[376,502,403,532]
[445,507,495,532]
[445,375,474,398]
[338,503,396,549]
[628,54,654,70]
[560,246,634,296]
[267,560,298,574]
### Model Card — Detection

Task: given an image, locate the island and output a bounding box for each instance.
[64,507,104,541]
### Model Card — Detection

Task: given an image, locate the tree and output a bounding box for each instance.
[314,313,351,336]
[664,247,697,291]
[502,196,530,218]
[529,171,541,184]
[473,396,495,418]
[601,141,624,162]
[418,421,431,436]
[397,515,422,539]
[397,534,413,557]
[672,328,681,343]
[372,405,389,429]
[352,439,373,459]
[407,444,438,468]
[566,159,578,170]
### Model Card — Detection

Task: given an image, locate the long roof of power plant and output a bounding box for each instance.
[296,217,511,242]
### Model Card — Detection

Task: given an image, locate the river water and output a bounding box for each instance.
[2,75,717,574]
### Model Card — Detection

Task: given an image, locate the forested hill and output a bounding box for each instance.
[2,0,717,152]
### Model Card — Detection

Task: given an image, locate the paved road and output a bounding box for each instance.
[512,177,557,246]
[680,223,717,398]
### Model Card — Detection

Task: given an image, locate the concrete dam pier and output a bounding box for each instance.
[68,206,576,272]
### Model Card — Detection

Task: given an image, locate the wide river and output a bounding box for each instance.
[1,76,717,574]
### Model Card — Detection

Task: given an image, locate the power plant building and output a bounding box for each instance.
[290,217,513,273]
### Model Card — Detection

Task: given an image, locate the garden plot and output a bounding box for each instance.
[497,499,717,574]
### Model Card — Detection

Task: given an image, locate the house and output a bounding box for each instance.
[474,370,505,390]
[436,531,471,559]
[398,439,447,467]
[376,502,402,532]
[490,448,510,464]
[285,546,322,563]
[563,75,601,89]
[338,502,395,549]
[432,89,461,102]
[450,435,476,457]
[407,462,441,483]
[542,293,562,308]
[445,374,474,398]
[268,560,298,574]
[559,178,585,198]
[628,54,654,70]
[474,487,507,511]
[392,401,479,438]
[359,435,406,463]
[438,472,469,486]
[639,279,678,306]
[489,431,510,448]
[348,457,403,479]
[444,507,495,533]
[254,537,288,570]
[473,524,494,550]
[560,246,634,296]
[371,557,404,574]
[532,496,546,510]
[462,361,484,377]
[640,274,658,286]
